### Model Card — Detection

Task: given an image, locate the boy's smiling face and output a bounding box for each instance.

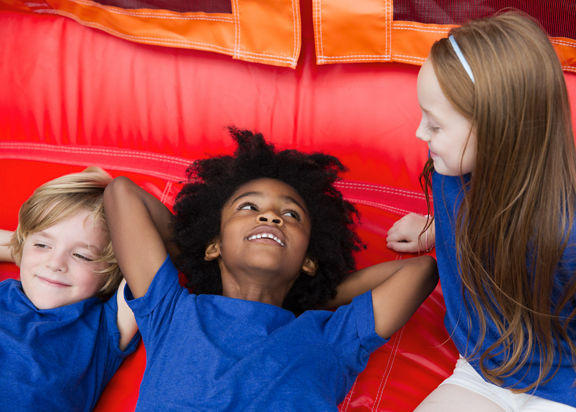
[207,178,313,299]
[19,209,107,310]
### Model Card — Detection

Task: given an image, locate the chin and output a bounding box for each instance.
[29,295,73,310]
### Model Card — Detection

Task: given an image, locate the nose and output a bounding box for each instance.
[257,211,284,226]
[46,251,67,272]
[415,118,429,142]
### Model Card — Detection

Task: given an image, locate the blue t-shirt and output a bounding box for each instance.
[0,279,140,412]
[433,171,576,406]
[126,257,387,411]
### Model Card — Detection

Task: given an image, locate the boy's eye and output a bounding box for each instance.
[238,202,258,211]
[283,210,301,221]
[73,253,94,262]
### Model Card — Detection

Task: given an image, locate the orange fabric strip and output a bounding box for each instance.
[313,0,576,72]
[0,0,300,68]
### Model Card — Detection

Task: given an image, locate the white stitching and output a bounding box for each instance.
[372,327,404,410]
[336,181,425,199]
[34,8,296,65]
[55,0,235,21]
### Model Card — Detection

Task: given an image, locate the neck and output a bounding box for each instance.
[220,272,294,307]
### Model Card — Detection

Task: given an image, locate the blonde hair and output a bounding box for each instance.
[10,167,121,300]
[423,12,576,390]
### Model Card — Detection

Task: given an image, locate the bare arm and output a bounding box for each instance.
[116,280,139,350]
[0,230,14,262]
[326,256,438,339]
[386,213,435,253]
[370,256,437,338]
[103,177,178,298]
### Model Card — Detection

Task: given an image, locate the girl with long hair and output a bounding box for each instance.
[387,12,576,411]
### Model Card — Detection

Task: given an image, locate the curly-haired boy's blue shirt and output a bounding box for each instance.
[126,257,387,411]
[0,280,140,411]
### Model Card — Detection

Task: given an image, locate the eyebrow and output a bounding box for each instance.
[231,191,308,213]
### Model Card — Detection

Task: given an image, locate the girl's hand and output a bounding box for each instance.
[386,213,435,253]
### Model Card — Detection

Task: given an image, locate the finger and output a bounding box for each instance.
[386,231,410,243]
[387,240,419,253]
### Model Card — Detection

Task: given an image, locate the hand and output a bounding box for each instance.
[0,230,15,263]
[386,213,434,253]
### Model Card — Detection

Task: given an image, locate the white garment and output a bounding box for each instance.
[436,357,576,412]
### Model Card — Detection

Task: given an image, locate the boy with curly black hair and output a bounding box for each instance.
[104,128,437,410]
[174,128,362,314]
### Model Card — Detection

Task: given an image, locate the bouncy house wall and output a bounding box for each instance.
[1,1,576,410]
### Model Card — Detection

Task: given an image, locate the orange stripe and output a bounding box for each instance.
[313,0,576,71]
[1,0,300,68]
[3,0,576,71]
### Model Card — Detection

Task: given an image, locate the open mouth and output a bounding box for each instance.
[246,233,285,247]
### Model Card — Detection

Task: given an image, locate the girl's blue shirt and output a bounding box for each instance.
[432,171,576,406]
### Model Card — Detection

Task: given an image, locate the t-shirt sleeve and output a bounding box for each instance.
[319,291,387,375]
[125,256,183,340]
[103,291,141,356]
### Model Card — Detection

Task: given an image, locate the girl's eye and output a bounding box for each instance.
[283,210,301,221]
[73,253,94,262]
[238,202,258,211]
[33,243,49,249]
[428,126,440,133]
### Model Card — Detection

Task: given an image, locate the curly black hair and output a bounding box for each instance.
[173,128,363,314]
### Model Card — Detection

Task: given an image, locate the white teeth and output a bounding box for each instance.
[247,233,285,246]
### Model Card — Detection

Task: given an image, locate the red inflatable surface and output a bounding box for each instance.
[1,3,575,411]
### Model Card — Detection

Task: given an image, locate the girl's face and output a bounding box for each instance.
[416,58,476,176]
[210,178,312,292]
[19,209,107,310]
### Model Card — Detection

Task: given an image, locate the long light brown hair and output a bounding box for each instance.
[10,167,121,300]
[422,12,576,390]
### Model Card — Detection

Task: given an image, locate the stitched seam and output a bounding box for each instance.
[393,23,451,33]
[0,144,190,181]
[336,181,426,199]
[339,379,356,411]
[232,0,240,59]
[551,38,576,48]
[318,0,324,60]
[160,181,172,204]
[33,9,235,51]
[291,0,298,61]
[49,0,235,21]
[385,0,391,59]
[373,327,404,410]
[34,8,294,64]
[0,142,191,165]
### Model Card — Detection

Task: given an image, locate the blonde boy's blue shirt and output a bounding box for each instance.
[432,171,576,406]
[0,280,140,411]
[126,257,387,411]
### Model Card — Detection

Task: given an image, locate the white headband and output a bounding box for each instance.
[448,35,475,83]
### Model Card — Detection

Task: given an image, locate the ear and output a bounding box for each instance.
[301,257,318,277]
[204,240,221,261]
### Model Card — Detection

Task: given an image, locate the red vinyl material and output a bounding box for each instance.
[1,4,575,411]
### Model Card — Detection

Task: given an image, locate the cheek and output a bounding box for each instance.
[19,250,39,270]
[74,263,105,291]
[294,228,311,256]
